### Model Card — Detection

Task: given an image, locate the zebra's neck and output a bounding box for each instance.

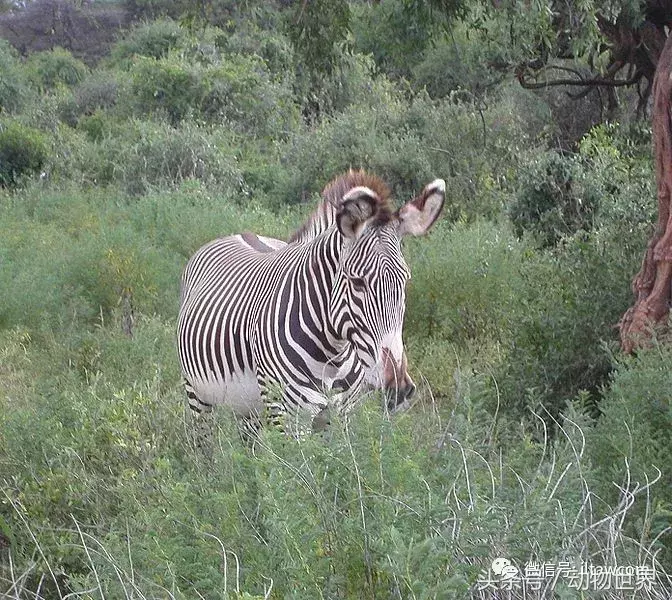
[289,199,337,244]
[288,225,351,357]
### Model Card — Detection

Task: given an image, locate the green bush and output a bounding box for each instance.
[495,219,647,421]
[276,97,436,205]
[56,72,120,129]
[0,122,47,187]
[3,335,670,597]
[128,54,203,124]
[509,150,601,247]
[200,54,299,137]
[296,50,400,119]
[276,87,537,219]
[110,18,188,64]
[74,71,120,114]
[579,121,655,228]
[351,0,441,79]
[588,346,672,565]
[412,26,505,99]
[219,21,295,82]
[125,51,298,134]
[405,220,525,346]
[25,47,89,91]
[0,39,30,114]
[118,120,243,195]
[39,117,248,193]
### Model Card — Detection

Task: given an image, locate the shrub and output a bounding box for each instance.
[580,121,655,228]
[200,53,299,137]
[220,22,295,83]
[57,72,121,127]
[405,220,526,346]
[110,18,188,64]
[3,345,670,597]
[128,54,203,124]
[495,219,648,421]
[125,51,298,135]
[296,50,400,119]
[412,26,505,99]
[0,39,30,114]
[25,47,89,91]
[588,346,672,565]
[350,0,441,79]
[275,87,537,219]
[117,120,243,195]
[73,71,120,114]
[0,122,47,187]
[509,150,601,247]
[41,117,245,192]
[275,97,436,205]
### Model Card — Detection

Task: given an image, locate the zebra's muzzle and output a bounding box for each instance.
[380,347,415,413]
[385,380,416,413]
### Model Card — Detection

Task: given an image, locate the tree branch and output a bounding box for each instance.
[517,65,643,90]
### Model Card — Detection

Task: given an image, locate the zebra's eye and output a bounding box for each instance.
[349,276,367,293]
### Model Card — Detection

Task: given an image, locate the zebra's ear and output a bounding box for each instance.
[336,186,379,239]
[397,178,445,237]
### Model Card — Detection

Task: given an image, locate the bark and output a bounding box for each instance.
[620,33,672,352]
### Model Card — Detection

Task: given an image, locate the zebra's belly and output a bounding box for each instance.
[192,370,263,417]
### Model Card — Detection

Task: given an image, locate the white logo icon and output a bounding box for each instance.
[492,557,518,579]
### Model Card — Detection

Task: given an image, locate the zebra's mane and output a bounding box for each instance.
[289,169,393,244]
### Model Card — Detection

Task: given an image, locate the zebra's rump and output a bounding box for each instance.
[177,235,289,412]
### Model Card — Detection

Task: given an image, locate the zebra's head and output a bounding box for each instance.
[333,177,445,413]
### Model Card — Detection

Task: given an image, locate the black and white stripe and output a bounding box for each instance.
[177,171,445,434]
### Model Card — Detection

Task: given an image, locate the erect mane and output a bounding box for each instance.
[289,169,394,243]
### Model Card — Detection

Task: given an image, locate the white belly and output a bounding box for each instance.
[192,371,263,417]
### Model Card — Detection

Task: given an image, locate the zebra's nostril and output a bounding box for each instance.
[384,384,415,413]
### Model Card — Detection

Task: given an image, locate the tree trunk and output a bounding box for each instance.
[620,33,672,352]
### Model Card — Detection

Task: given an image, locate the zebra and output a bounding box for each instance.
[177,169,445,435]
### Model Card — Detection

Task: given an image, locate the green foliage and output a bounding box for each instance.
[579,121,655,227]
[0,39,30,114]
[123,0,245,24]
[277,95,437,204]
[218,21,296,81]
[73,71,120,115]
[496,220,647,421]
[276,86,538,218]
[128,54,202,124]
[117,120,243,195]
[351,0,437,79]
[405,220,525,346]
[286,0,351,76]
[109,17,188,64]
[2,5,672,598]
[199,54,299,137]
[411,25,505,98]
[25,47,89,92]
[125,51,298,133]
[0,185,294,332]
[588,345,672,564]
[498,122,654,419]
[509,150,601,247]
[2,335,669,597]
[0,121,47,188]
[351,0,470,80]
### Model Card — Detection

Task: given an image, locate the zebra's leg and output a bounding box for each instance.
[311,405,332,432]
[237,411,263,450]
[264,385,330,438]
[256,369,332,438]
[184,379,215,457]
